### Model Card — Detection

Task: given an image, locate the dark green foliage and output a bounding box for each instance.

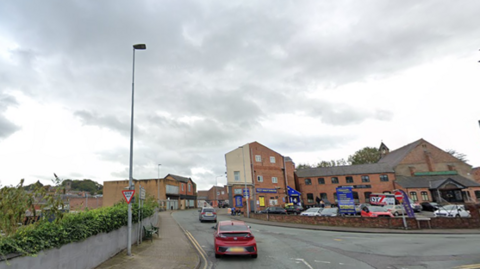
[348,147,381,165]
[62,179,103,195]
[0,197,157,259]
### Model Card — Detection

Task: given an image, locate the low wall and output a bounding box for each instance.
[2,213,158,269]
[251,204,480,230]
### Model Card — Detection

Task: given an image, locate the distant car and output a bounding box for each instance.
[410,202,422,212]
[434,204,471,218]
[259,207,287,214]
[421,202,439,212]
[285,205,304,215]
[320,207,338,217]
[384,205,406,216]
[300,207,323,216]
[199,207,217,223]
[212,220,257,258]
[361,206,394,218]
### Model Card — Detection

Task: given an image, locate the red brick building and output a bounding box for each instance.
[225,142,298,213]
[296,139,480,207]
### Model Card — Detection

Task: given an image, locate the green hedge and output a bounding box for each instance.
[0,199,156,258]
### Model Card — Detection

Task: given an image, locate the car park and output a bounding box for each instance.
[420,201,439,212]
[258,207,287,214]
[320,207,338,217]
[434,204,471,218]
[384,205,406,216]
[199,207,217,222]
[285,204,305,215]
[212,220,258,258]
[300,207,323,216]
[361,205,394,217]
[410,202,422,212]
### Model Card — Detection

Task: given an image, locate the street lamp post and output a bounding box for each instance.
[240,146,250,218]
[215,175,223,207]
[127,43,146,256]
[158,164,161,206]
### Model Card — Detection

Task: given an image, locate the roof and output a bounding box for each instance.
[295,163,394,177]
[377,139,423,167]
[395,175,480,189]
[167,174,191,183]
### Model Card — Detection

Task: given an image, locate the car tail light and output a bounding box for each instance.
[216,233,227,239]
[201,212,205,215]
[213,212,217,215]
[245,233,255,239]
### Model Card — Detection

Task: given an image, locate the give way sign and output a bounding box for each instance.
[122,190,135,204]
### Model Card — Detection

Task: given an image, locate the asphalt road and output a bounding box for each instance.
[173,210,480,269]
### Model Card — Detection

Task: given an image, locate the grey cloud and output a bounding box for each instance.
[74,110,129,134]
[0,94,20,139]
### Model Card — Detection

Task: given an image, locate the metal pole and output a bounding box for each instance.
[158,164,161,206]
[127,46,136,256]
[241,146,250,218]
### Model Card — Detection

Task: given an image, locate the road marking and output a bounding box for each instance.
[334,239,342,241]
[453,264,480,269]
[295,258,314,269]
[183,229,209,269]
[315,260,331,264]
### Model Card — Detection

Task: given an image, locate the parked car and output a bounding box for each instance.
[199,207,217,223]
[434,204,471,218]
[259,207,287,214]
[285,205,305,215]
[212,220,258,258]
[320,207,338,217]
[421,202,439,212]
[410,202,422,212]
[300,207,323,216]
[384,205,406,216]
[361,206,394,217]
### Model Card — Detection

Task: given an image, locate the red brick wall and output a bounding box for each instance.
[472,167,480,184]
[69,197,103,211]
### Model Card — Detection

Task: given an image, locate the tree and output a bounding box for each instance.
[446,149,468,163]
[348,147,381,165]
[316,159,348,167]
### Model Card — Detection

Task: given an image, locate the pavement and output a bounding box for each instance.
[95,208,480,269]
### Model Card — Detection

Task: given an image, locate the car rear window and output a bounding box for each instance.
[219,225,249,232]
[203,208,215,212]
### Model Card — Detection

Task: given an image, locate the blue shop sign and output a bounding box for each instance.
[336,187,356,214]
[256,188,278,193]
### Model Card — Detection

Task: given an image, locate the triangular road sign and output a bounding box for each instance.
[122,190,135,204]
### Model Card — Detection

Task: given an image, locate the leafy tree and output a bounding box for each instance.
[296,163,315,169]
[348,147,381,165]
[316,159,348,167]
[446,149,468,163]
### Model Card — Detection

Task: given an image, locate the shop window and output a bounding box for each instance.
[307,193,314,203]
[380,175,389,182]
[361,175,370,182]
[331,177,339,184]
[346,176,354,183]
[421,191,429,200]
[410,192,418,202]
[305,178,312,185]
[318,178,325,184]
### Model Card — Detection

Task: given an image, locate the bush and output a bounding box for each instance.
[0,197,157,260]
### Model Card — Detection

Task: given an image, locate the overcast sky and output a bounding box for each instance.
[1,1,480,191]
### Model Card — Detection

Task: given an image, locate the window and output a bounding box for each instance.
[333,192,338,203]
[320,193,328,200]
[475,191,480,200]
[305,178,312,185]
[255,155,261,162]
[318,178,325,184]
[421,191,429,200]
[257,175,263,182]
[272,177,278,183]
[352,191,359,203]
[182,184,184,191]
[364,192,372,201]
[331,177,339,184]
[270,156,276,163]
[383,191,391,194]
[217,191,220,196]
[346,176,353,183]
[234,171,240,181]
[380,175,389,182]
[221,191,225,195]
[361,175,370,182]
[269,197,278,205]
[188,184,191,192]
[234,189,242,195]
[410,192,418,202]
[307,193,314,203]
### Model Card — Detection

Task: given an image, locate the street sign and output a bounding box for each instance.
[122,190,135,204]
[140,188,146,200]
[243,188,250,198]
[395,191,403,201]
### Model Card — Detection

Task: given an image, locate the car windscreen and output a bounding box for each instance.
[219,225,249,232]
[305,208,319,212]
[203,208,215,212]
[369,206,388,212]
[322,208,337,214]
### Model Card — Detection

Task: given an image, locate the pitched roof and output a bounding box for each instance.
[167,174,191,183]
[395,175,480,189]
[377,139,423,167]
[295,163,394,177]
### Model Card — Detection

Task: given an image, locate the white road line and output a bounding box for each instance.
[315,260,331,264]
[295,258,314,269]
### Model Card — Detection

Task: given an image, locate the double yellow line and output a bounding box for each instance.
[183,228,210,269]
[454,264,480,269]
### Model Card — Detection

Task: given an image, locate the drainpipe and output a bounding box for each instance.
[283,156,288,204]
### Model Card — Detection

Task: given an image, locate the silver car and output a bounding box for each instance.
[199,207,217,222]
[300,207,323,216]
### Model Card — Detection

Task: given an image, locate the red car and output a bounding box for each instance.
[361,205,394,217]
[212,220,258,258]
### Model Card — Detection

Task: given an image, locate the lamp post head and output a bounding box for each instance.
[133,44,146,50]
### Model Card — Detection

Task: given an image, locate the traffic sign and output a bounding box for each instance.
[122,190,136,204]
[395,191,403,201]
